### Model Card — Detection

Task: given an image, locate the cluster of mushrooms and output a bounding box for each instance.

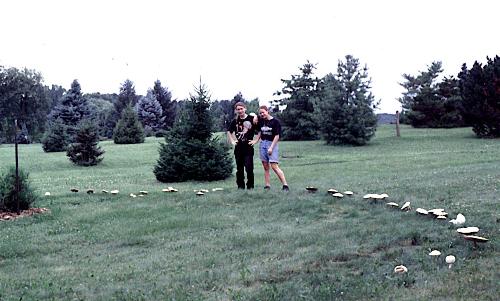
[304,187,491,274]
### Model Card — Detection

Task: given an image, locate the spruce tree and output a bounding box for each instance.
[154,83,233,182]
[48,80,89,141]
[276,61,320,140]
[113,104,145,144]
[42,119,69,152]
[152,80,176,129]
[136,91,165,135]
[316,55,378,145]
[66,122,104,166]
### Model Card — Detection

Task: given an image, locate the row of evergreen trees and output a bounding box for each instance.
[398,56,499,138]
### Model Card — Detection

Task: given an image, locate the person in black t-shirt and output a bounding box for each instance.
[250,105,289,191]
[227,102,255,189]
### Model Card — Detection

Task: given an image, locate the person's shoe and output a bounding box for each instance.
[264,186,271,190]
[282,185,289,192]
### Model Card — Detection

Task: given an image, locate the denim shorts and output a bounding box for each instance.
[260,140,279,163]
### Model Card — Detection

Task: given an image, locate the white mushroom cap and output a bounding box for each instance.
[44,192,51,196]
[416,208,429,215]
[457,227,480,235]
[363,194,375,199]
[379,193,389,198]
[196,191,205,196]
[386,202,399,207]
[331,192,344,198]
[212,188,224,191]
[429,250,441,256]
[110,190,119,194]
[428,208,445,214]
[343,191,354,195]
[393,265,408,273]
[445,255,456,264]
[463,235,489,243]
[129,193,137,198]
[401,202,411,211]
[328,189,339,193]
[436,215,447,220]
[139,191,148,195]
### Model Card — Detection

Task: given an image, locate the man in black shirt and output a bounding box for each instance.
[227,102,255,189]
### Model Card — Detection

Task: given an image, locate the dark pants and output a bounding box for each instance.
[235,148,254,189]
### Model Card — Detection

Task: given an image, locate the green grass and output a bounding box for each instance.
[0,125,499,300]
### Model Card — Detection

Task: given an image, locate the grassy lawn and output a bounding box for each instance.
[0,125,498,300]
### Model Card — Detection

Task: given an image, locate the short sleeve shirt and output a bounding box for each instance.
[257,118,281,141]
[228,115,255,144]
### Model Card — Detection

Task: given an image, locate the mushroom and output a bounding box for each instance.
[386,202,399,208]
[456,227,480,235]
[393,265,408,274]
[86,189,94,194]
[436,215,447,220]
[429,250,441,256]
[331,192,344,198]
[200,189,209,193]
[463,235,489,248]
[196,191,205,196]
[445,255,456,269]
[110,190,119,194]
[428,208,445,214]
[449,213,465,226]
[401,202,411,211]
[162,188,171,192]
[212,188,224,191]
[432,211,448,218]
[416,208,429,215]
[139,191,148,195]
[379,193,389,199]
[328,189,339,194]
[70,188,79,193]
[306,186,318,193]
[102,190,108,193]
[343,191,354,196]
[363,194,375,199]
[44,192,51,196]
[129,193,137,198]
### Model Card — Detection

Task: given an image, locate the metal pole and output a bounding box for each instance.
[395,110,401,138]
[15,119,20,214]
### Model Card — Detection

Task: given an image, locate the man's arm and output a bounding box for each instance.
[227,131,238,146]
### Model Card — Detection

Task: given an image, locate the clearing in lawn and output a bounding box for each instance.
[0,125,498,300]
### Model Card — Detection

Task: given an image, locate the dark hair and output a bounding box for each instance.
[234,102,246,109]
[259,105,269,111]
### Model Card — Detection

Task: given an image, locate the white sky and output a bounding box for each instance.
[1,0,498,113]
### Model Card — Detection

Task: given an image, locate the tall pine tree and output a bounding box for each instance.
[136,91,165,135]
[316,55,378,145]
[276,61,320,140]
[152,80,176,129]
[154,83,232,182]
[113,104,145,144]
[66,122,104,166]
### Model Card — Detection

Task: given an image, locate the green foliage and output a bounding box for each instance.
[210,93,259,131]
[316,55,378,145]
[459,56,500,138]
[154,83,233,182]
[86,96,115,138]
[276,61,320,140]
[47,80,89,140]
[136,91,165,135]
[41,120,69,152]
[0,166,38,212]
[0,66,50,143]
[151,80,176,129]
[113,105,145,144]
[399,62,465,128]
[66,122,104,166]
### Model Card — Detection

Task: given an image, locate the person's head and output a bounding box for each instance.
[234,102,246,117]
[258,105,271,119]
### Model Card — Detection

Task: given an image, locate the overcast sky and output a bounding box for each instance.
[1,0,498,113]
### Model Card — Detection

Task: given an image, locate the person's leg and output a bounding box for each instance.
[270,163,287,186]
[235,152,245,189]
[262,161,271,188]
[245,152,254,189]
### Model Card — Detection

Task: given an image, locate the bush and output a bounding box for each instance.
[42,121,69,152]
[0,167,38,212]
[66,122,104,166]
[113,105,145,144]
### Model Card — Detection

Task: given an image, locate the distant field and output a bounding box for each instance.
[0,125,498,300]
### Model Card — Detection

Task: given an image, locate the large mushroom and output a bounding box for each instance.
[463,235,489,248]
[331,192,344,198]
[393,265,408,274]
[70,188,79,193]
[306,186,318,193]
[445,255,456,269]
[343,191,354,196]
[449,213,465,226]
[416,208,429,215]
[401,202,411,211]
[44,192,51,196]
[386,202,399,208]
[456,227,480,235]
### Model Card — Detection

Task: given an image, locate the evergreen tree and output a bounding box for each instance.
[152,80,176,129]
[109,79,138,131]
[66,122,104,166]
[154,83,233,182]
[459,56,500,138]
[113,104,145,144]
[41,119,69,152]
[0,167,38,212]
[48,79,89,141]
[136,90,165,135]
[316,55,378,145]
[398,62,464,128]
[276,61,320,140]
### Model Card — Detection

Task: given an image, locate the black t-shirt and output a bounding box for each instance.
[257,117,281,141]
[228,115,255,148]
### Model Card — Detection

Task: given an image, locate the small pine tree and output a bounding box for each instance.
[136,91,165,135]
[66,122,104,166]
[154,83,233,182]
[316,55,378,145]
[113,105,145,144]
[42,120,69,152]
[0,167,38,212]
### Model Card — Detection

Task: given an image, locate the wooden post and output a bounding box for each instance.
[395,111,401,137]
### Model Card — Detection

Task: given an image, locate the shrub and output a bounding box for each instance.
[42,121,69,152]
[66,122,104,166]
[0,167,38,212]
[113,105,145,144]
